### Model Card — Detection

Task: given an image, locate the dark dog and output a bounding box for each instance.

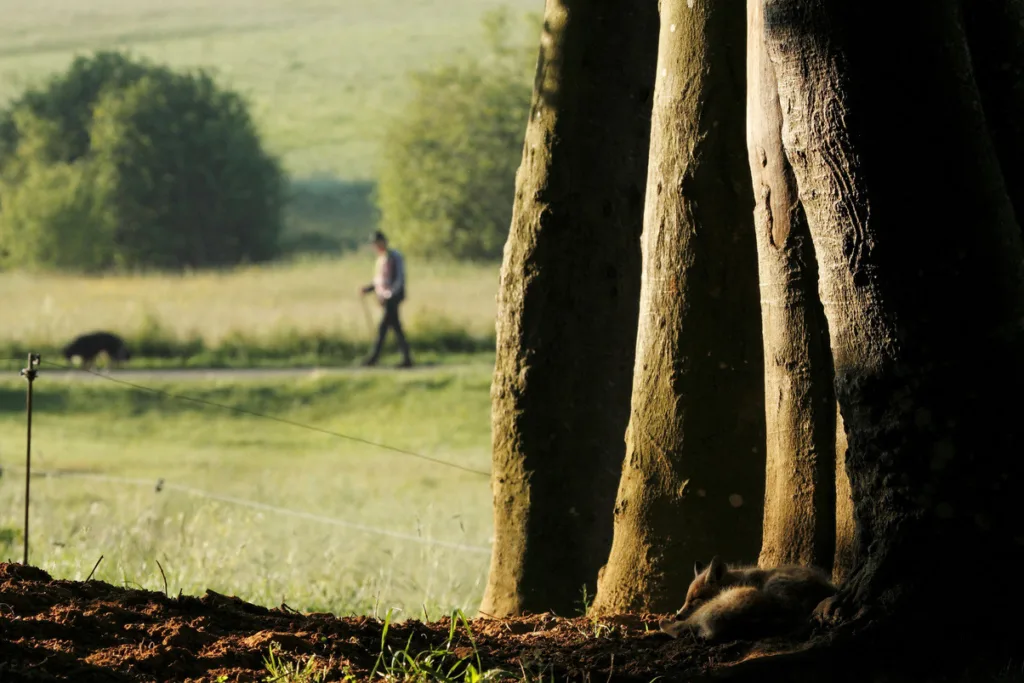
[62,331,131,370]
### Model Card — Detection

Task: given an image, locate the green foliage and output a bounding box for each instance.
[0,50,285,271]
[369,609,513,682]
[375,8,540,261]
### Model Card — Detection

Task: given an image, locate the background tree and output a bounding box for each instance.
[481,0,658,618]
[591,0,765,615]
[375,9,539,261]
[0,51,284,271]
[759,0,1024,658]
[745,0,838,573]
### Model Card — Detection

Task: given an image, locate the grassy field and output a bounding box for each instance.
[0,252,500,367]
[0,365,494,616]
[0,0,518,629]
[0,0,539,251]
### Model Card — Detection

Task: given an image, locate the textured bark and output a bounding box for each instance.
[960,0,1024,227]
[832,403,854,585]
[591,0,765,615]
[746,0,836,573]
[763,0,1024,635]
[481,0,658,618]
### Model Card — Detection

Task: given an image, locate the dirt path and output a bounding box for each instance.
[28,363,490,383]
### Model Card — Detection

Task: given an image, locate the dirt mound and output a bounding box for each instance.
[0,563,807,682]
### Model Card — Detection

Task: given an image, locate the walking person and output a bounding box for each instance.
[360,231,413,368]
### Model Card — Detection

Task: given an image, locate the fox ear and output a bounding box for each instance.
[693,561,705,578]
[707,556,725,583]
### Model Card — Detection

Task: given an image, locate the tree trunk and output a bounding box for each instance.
[481,0,659,618]
[591,0,765,615]
[832,403,854,585]
[960,0,1024,228]
[746,0,837,573]
[762,0,1024,637]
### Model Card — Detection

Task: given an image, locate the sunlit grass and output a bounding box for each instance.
[0,367,494,616]
[0,253,500,366]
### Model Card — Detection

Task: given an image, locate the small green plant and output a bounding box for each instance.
[262,642,328,683]
[576,584,592,616]
[370,608,513,682]
[573,583,619,640]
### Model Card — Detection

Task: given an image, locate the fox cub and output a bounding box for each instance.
[659,556,837,642]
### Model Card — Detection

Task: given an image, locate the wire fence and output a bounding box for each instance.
[1,354,495,576]
[1,465,491,554]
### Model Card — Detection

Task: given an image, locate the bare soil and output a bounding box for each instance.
[0,563,824,682]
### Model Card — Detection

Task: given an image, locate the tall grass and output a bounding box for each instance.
[0,367,494,616]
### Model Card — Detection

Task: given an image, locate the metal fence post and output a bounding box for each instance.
[20,353,40,566]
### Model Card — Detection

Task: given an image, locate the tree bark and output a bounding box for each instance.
[832,403,854,585]
[762,0,1024,636]
[591,0,765,615]
[481,0,659,618]
[746,0,837,573]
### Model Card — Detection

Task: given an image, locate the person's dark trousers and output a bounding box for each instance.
[365,297,412,366]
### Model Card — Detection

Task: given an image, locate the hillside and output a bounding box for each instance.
[0,0,538,251]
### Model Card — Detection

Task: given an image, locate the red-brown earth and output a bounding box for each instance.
[1,563,1012,682]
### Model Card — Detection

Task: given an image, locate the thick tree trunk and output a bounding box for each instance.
[591,0,765,615]
[960,0,1024,227]
[762,0,1024,637]
[746,0,836,573]
[481,0,658,618]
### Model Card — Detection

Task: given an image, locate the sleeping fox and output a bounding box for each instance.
[659,555,837,642]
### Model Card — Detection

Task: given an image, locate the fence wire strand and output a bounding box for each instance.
[2,466,492,554]
[29,360,491,478]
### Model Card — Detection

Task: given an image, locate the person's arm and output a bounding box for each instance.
[362,254,383,295]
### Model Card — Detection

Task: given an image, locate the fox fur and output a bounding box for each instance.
[659,555,837,642]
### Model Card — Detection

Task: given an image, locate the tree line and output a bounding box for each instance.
[483,0,1024,677]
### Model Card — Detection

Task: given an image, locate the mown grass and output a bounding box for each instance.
[0,253,499,368]
[0,0,539,250]
[0,366,494,616]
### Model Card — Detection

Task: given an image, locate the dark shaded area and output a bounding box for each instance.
[764,0,1024,655]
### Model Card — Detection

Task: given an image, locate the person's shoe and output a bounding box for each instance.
[361,356,378,367]
[397,358,414,368]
